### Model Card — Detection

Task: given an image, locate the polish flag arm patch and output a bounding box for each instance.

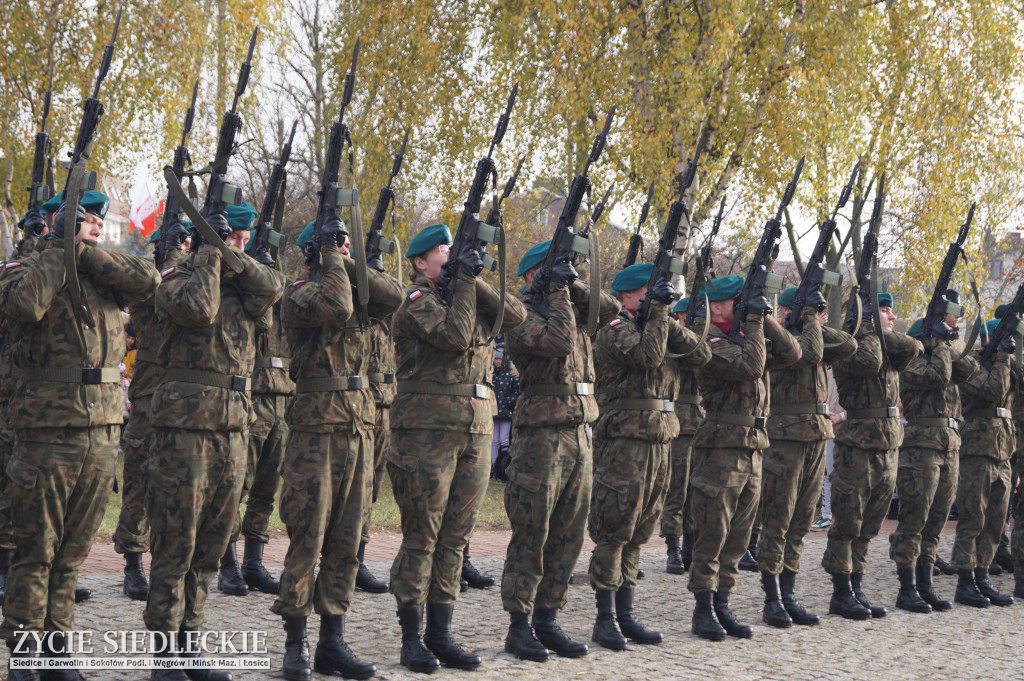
[161,267,175,277]
[291,280,307,287]
[4,262,21,268]
[609,318,622,327]
[409,290,423,301]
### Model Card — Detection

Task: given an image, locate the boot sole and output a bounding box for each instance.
[690,626,726,642]
[504,640,549,662]
[400,660,440,675]
[123,586,149,601]
[313,662,376,680]
[954,597,990,608]
[355,583,389,594]
[666,565,685,575]
[281,668,312,681]
[828,605,871,620]
[591,634,627,651]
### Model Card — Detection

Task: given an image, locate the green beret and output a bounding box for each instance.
[778,286,798,309]
[296,221,315,249]
[405,223,452,258]
[672,297,690,314]
[907,318,924,338]
[707,274,744,302]
[225,202,258,231]
[518,240,551,277]
[42,192,62,215]
[981,318,1001,340]
[877,292,893,308]
[41,190,110,218]
[611,263,653,296]
[149,220,194,244]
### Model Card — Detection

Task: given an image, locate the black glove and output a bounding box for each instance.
[651,275,674,305]
[999,333,1016,354]
[164,218,189,251]
[807,288,827,312]
[304,237,321,268]
[930,319,956,341]
[20,208,46,238]
[529,267,551,295]
[747,293,773,318]
[550,260,578,289]
[206,210,232,241]
[321,216,348,247]
[457,246,484,277]
[367,255,384,272]
[47,202,86,241]
[253,248,275,267]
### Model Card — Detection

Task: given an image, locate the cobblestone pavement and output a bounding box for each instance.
[3,533,1022,680]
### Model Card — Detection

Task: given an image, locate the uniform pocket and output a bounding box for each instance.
[6,457,38,490]
[146,466,179,496]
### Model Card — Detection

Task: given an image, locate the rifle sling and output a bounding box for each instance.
[348,188,369,320]
[63,163,90,352]
[487,215,507,343]
[163,166,243,273]
[586,226,600,337]
[954,247,984,362]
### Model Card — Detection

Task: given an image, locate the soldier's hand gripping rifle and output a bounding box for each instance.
[155,81,199,269]
[436,83,519,296]
[248,120,298,268]
[979,281,1024,369]
[21,85,53,238]
[365,129,410,272]
[622,181,654,269]
[530,106,615,327]
[729,156,805,345]
[920,203,982,354]
[784,161,861,332]
[635,129,708,330]
[843,173,886,353]
[684,193,726,330]
[307,39,360,285]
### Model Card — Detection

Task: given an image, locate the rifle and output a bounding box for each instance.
[530,106,615,327]
[685,193,726,329]
[844,173,886,353]
[622,181,655,269]
[436,83,519,295]
[729,156,805,344]
[920,203,977,349]
[166,27,258,273]
[23,84,52,237]
[366,129,410,265]
[308,39,360,284]
[155,80,200,269]
[249,120,298,268]
[784,161,861,331]
[979,282,1024,369]
[636,128,708,330]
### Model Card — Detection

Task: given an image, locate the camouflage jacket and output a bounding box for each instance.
[283,247,403,432]
[832,325,923,449]
[900,339,979,451]
[1012,360,1024,456]
[0,240,160,430]
[593,303,710,443]
[150,244,285,432]
[391,271,527,434]
[507,279,620,429]
[960,350,1014,460]
[767,309,858,442]
[253,301,295,396]
[367,316,397,409]
[127,248,187,402]
[693,314,801,450]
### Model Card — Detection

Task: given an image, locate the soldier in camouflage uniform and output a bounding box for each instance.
[388,223,526,673]
[0,191,159,679]
[660,297,704,576]
[145,202,284,681]
[759,286,856,628]
[115,223,192,602]
[687,275,801,641]
[890,302,977,613]
[589,263,710,650]
[1010,330,1024,599]
[500,241,620,662]
[823,292,922,620]
[951,318,1016,607]
[270,220,403,681]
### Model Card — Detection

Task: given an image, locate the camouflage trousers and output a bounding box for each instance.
[361,406,390,545]
[231,394,289,545]
[659,433,695,539]
[144,428,245,633]
[0,426,118,640]
[589,437,669,592]
[888,446,958,568]
[271,427,372,618]
[758,439,827,575]
[821,445,896,575]
[114,397,153,554]
[687,447,761,594]
[0,430,14,550]
[387,428,491,607]
[952,456,1011,570]
[502,424,592,613]
[1011,455,1024,567]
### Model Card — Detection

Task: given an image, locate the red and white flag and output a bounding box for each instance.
[129,182,164,237]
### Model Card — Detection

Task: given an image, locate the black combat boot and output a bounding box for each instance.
[591,590,627,651]
[680,532,695,572]
[40,631,84,681]
[0,547,11,605]
[953,569,990,608]
[665,536,684,575]
[396,605,439,674]
[123,551,149,601]
[354,541,387,594]
[281,617,311,681]
[933,555,956,576]
[7,633,41,681]
[759,572,793,628]
[533,609,586,658]
[73,587,91,603]
[460,545,494,589]
[423,602,481,670]
[713,592,753,638]
[313,615,376,679]
[614,588,663,644]
[915,562,952,612]
[994,551,1014,574]
[850,572,886,618]
[217,542,247,597]
[504,612,549,662]
[1014,568,1024,599]
[179,627,233,681]
[828,573,871,620]
[738,533,758,572]
[240,537,279,594]
[895,566,932,613]
[974,567,1014,606]
[690,591,726,642]
[988,560,1003,576]
[779,569,819,625]
[148,632,188,681]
